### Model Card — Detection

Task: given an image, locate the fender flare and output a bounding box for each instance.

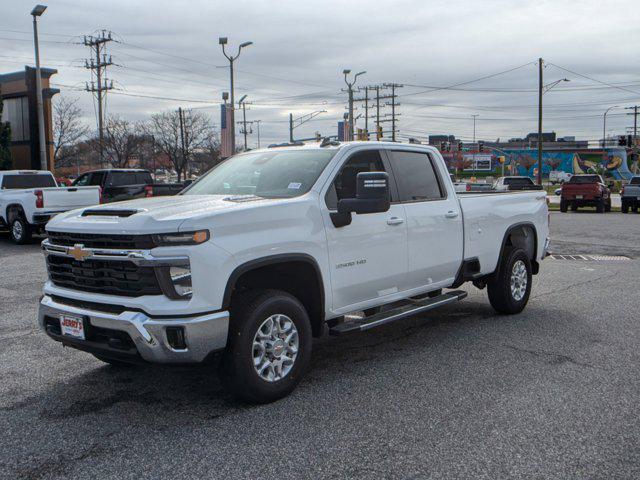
[222,253,325,317]
[495,222,539,276]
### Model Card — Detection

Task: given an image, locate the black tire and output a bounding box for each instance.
[560,199,568,212]
[487,246,532,315]
[622,202,629,214]
[605,201,611,212]
[92,353,136,368]
[596,200,605,213]
[220,289,312,404]
[10,216,32,244]
[570,203,578,212]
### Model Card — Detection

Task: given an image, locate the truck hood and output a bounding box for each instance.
[46,194,287,234]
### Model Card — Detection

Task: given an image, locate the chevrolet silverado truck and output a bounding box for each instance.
[560,174,611,213]
[621,176,640,213]
[38,141,549,403]
[0,170,101,244]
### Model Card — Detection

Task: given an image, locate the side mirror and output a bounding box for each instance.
[331,171,390,227]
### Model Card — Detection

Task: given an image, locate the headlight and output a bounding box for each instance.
[152,230,209,247]
[156,264,193,300]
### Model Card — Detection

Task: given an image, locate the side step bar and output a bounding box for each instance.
[329,290,467,335]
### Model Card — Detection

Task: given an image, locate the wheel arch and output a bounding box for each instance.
[222,254,326,337]
[6,203,26,224]
[496,222,539,275]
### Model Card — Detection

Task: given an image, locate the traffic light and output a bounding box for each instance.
[619,135,627,146]
[478,141,484,152]
[498,156,505,164]
[377,125,383,138]
[458,142,463,151]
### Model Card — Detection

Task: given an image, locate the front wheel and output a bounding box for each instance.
[487,247,532,314]
[622,202,629,214]
[560,199,568,212]
[596,200,605,213]
[10,216,32,244]
[220,290,312,403]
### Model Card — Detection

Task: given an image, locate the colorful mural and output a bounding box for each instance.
[441,148,635,180]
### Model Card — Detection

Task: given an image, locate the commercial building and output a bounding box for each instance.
[0,66,58,171]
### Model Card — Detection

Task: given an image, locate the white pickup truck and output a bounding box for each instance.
[0,170,101,244]
[38,141,549,403]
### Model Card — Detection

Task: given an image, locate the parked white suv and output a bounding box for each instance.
[39,142,549,402]
[0,170,101,244]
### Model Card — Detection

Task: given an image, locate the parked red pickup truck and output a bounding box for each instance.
[560,174,611,213]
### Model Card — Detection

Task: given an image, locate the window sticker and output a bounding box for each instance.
[288,182,302,189]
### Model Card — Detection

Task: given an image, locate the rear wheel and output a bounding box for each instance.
[487,246,532,314]
[622,201,629,214]
[596,200,605,213]
[10,216,31,244]
[560,199,568,212]
[605,200,611,212]
[220,289,312,403]
[570,203,578,212]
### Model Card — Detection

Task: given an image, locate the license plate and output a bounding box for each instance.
[60,314,85,340]
[575,195,583,199]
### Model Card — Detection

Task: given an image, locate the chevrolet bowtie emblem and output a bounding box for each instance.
[67,244,92,262]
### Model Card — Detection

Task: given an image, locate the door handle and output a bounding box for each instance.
[445,211,459,219]
[387,217,405,226]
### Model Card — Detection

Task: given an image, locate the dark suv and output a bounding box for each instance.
[73,169,187,203]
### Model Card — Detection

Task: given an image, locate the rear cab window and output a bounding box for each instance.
[1,173,56,189]
[629,177,640,185]
[388,150,444,202]
[504,177,534,187]
[568,175,601,184]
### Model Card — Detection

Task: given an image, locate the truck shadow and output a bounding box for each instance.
[22,298,583,429]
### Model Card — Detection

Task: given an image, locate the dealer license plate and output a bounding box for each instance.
[60,314,85,340]
[575,195,583,199]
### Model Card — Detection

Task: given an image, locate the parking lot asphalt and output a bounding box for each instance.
[1,211,639,480]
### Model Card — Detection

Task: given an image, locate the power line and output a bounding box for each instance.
[547,62,640,96]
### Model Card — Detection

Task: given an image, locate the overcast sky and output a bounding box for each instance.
[2,0,640,147]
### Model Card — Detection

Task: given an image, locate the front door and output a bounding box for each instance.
[321,149,408,313]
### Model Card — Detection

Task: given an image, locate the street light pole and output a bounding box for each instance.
[343,69,366,141]
[31,4,48,171]
[602,106,619,160]
[471,114,479,143]
[537,58,543,185]
[219,37,252,155]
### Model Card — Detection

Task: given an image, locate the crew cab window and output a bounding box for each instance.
[89,172,106,186]
[107,172,139,187]
[73,174,91,186]
[325,149,387,209]
[389,151,444,202]
[1,174,56,189]
[135,172,153,184]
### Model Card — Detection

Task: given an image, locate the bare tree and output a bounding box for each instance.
[145,109,213,181]
[52,96,89,169]
[103,115,144,168]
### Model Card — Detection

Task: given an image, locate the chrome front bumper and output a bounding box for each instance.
[38,295,229,363]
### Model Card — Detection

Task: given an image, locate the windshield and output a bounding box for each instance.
[1,174,56,189]
[184,149,337,198]
[568,175,600,184]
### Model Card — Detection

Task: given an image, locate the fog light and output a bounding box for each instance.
[166,327,187,350]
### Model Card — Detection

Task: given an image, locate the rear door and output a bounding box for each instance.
[386,149,463,289]
[321,148,408,312]
[104,172,146,202]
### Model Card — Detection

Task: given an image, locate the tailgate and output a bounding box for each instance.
[41,187,101,209]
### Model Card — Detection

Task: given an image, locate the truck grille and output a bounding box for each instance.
[47,231,155,250]
[46,255,162,297]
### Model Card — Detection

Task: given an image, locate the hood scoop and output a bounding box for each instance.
[81,208,140,218]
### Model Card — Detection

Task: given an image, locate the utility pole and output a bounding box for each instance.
[355,86,370,139]
[178,107,187,181]
[383,83,402,142]
[471,114,479,143]
[219,38,253,155]
[375,86,380,140]
[255,120,261,148]
[31,5,48,171]
[236,95,249,150]
[84,30,113,167]
[342,69,366,141]
[537,57,543,186]
[627,106,639,170]
[602,106,619,160]
[289,110,326,142]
